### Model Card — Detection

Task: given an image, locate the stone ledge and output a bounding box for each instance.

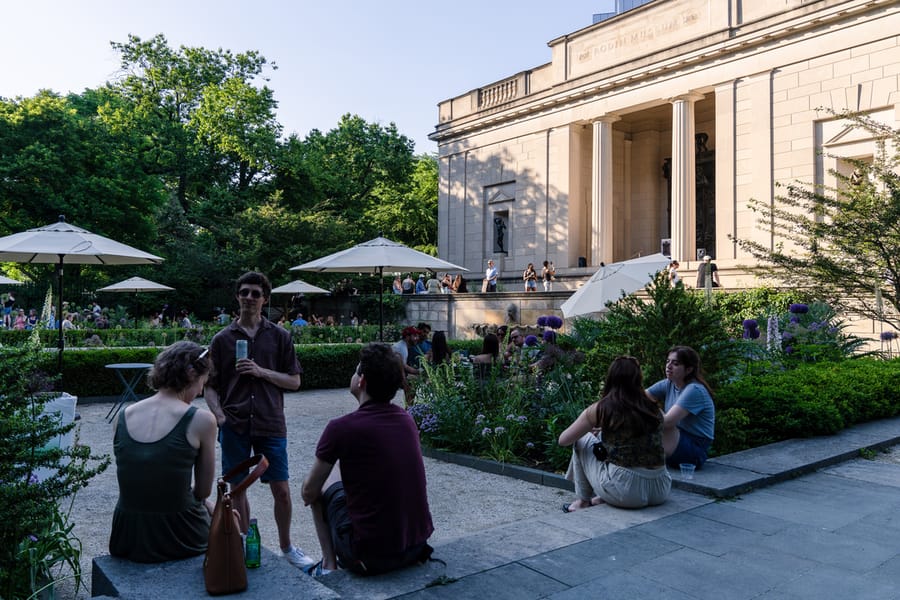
[424,415,900,499]
[92,546,338,599]
[422,447,574,491]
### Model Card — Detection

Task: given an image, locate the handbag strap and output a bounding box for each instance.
[220,454,269,497]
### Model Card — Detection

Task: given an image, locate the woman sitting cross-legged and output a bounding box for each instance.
[558,356,671,511]
[109,341,218,562]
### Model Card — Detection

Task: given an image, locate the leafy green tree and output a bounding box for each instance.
[274,114,416,246]
[731,111,900,329]
[573,273,739,390]
[103,34,279,214]
[366,154,438,253]
[0,91,161,244]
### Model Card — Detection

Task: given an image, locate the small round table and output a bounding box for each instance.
[104,363,153,423]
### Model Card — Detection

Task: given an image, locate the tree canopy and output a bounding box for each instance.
[731,111,900,329]
[0,35,438,318]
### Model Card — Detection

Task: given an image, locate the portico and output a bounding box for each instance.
[431,0,900,288]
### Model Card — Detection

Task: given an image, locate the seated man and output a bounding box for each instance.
[301,343,434,576]
[503,328,524,363]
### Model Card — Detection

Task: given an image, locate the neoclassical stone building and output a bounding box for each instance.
[430,0,900,288]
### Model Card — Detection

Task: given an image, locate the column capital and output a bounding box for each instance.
[592,114,621,125]
[668,92,705,105]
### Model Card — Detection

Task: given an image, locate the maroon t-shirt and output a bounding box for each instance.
[316,402,434,558]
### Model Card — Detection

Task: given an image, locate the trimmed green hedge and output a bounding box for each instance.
[714,358,900,455]
[1,323,401,349]
[38,345,366,398]
[35,338,491,398]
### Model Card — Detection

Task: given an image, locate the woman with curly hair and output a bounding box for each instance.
[109,341,218,562]
[558,356,671,511]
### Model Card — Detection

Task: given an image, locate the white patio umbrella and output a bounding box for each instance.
[560,253,671,319]
[270,280,330,296]
[290,236,467,339]
[0,275,23,285]
[0,216,163,368]
[98,276,174,293]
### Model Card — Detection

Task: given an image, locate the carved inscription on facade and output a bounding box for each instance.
[569,10,702,78]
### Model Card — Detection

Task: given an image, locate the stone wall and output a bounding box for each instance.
[402,291,571,340]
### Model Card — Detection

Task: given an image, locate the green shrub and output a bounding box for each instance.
[409,351,594,471]
[711,287,814,338]
[36,344,367,398]
[713,358,900,455]
[573,272,742,390]
[293,344,362,390]
[0,335,108,599]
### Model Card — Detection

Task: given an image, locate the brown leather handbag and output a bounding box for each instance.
[203,454,269,595]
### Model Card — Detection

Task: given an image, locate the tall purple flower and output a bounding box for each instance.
[742,319,760,340]
[547,315,564,330]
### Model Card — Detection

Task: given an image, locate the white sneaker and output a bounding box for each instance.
[302,560,334,578]
[282,545,316,570]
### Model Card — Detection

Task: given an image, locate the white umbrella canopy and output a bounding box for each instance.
[270,280,330,295]
[0,216,163,265]
[0,216,164,368]
[98,276,174,293]
[560,253,672,319]
[0,275,23,285]
[290,236,468,339]
[290,236,467,274]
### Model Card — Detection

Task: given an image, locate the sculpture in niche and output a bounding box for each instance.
[494,216,508,253]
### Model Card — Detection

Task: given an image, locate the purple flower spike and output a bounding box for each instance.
[742,319,758,329]
[789,303,809,314]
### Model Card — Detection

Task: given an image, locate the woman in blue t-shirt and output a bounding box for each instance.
[646,346,715,468]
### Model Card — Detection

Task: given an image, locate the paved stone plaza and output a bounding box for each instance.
[75,390,900,599]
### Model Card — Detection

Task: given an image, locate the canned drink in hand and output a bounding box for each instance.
[235,339,248,363]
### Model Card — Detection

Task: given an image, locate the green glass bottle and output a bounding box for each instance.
[245,518,261,568]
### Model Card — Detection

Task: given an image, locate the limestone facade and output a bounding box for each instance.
[430,0,900,289]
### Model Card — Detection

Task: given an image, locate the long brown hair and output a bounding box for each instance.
[668,345,714,397]
[595,356,662,436]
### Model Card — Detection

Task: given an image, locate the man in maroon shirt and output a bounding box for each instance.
[301,343,434,576]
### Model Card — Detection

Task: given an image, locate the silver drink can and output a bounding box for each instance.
[235,339,248,363]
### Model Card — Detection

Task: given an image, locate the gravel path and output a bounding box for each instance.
[59,389,569,599]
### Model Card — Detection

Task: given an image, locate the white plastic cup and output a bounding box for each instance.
[235,339,248,363]
[679,463,696,480]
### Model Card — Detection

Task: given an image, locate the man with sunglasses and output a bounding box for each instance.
[205,271,315,570]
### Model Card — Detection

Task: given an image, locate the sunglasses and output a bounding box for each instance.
[238,289,263,298]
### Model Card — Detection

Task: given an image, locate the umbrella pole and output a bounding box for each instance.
[378,266,384,342]
[56,255,64,372]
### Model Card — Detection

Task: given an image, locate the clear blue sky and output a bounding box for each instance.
[1,1,613,154]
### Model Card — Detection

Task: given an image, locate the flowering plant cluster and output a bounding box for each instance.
[881,330,899,358]
[536,315,564,330]
[741,301,865,366]
[408,351,592,470]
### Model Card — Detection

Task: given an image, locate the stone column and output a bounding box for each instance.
[669,93,704,262]
[591,115,619,266]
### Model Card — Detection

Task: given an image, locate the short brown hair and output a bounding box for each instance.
[148,341,210,392]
